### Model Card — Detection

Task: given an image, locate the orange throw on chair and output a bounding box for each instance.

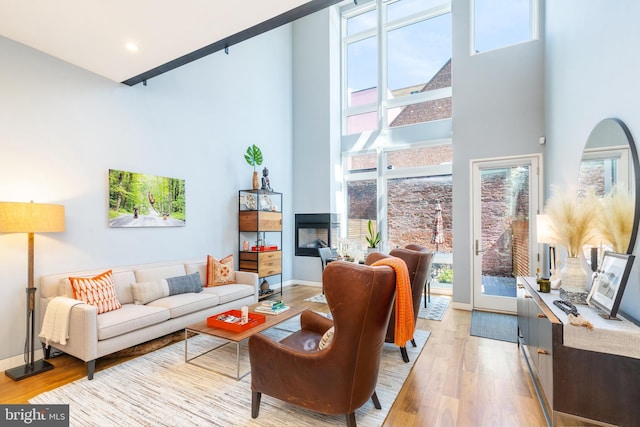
[371,257,415,346]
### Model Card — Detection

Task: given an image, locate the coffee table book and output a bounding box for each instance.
[207,310,266,332]
[254,305,290,315]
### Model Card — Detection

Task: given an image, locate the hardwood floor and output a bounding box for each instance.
[0,284,549,426]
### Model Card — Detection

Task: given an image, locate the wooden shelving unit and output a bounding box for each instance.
[238,189,282,300]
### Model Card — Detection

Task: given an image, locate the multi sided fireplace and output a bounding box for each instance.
[295,213,340,257]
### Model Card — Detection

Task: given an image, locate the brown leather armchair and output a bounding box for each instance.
[249,261,397,427]
[366,245,433,362]
[405,243,434,307]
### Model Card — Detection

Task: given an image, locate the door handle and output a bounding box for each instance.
[475,240,484,256]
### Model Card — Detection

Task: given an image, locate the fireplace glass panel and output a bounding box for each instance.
[295,214,340,257]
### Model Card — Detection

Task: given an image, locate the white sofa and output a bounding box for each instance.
[38,257,258,379]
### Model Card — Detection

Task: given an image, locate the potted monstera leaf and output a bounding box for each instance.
[244,144,263,189]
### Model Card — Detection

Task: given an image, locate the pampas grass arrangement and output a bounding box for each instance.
[597,185,635,253]
[545,186,600,257]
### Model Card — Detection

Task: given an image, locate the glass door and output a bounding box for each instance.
[472,156,541,312]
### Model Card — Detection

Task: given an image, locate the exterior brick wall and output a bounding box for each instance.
[387,145,452,168]
[387,176,452,251]
[480,170,530,277]
[347,176,453,253]
[347,180,377,219]
[390,59,452,127]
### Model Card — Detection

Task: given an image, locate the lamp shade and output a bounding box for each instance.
[0,202,65,233]
[536,214,559,244]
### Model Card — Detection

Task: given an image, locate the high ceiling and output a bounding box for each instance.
[0,0,340,86]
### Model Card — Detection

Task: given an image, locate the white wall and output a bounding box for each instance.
[545,0,640,320]
[0,26,294,363]
[451,0,545,306]
[291,8,342,282]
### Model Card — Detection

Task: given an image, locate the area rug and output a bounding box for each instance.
[303,293,327,304]
[469,310,517,343]
[417,295,450,321]
[103,330,193,359]
[30,326,430,427]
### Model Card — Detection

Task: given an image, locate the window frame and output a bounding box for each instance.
[340,0,453,250]
[341,0,452,136]
[470,0,540,56]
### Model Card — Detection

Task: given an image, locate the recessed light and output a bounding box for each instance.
[125,43,139,52]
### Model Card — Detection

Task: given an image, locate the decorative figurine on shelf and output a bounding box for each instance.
[261,167,273,192]
[259,278,273,296]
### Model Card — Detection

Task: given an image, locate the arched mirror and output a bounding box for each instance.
[577,118,640,254]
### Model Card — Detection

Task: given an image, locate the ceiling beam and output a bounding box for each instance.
[121,0,342,86]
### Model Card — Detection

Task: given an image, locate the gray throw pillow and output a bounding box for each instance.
[166,272,203,296]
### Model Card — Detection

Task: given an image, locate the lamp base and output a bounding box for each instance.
[5,359,53,381]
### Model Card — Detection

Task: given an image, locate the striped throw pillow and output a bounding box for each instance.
[69,270,122,314]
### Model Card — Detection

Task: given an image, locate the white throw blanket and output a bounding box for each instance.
[39,297,83,346]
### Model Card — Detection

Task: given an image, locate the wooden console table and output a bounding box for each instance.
[517,276,640,426]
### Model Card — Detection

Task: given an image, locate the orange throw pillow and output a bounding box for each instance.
[69,270,122,314]
[206,254,236,286]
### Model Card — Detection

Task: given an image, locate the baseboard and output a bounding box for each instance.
[451,301,472,311]
[286,280,321,288]
[0,348,46,373]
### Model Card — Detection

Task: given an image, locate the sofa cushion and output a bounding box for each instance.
[112,270,136,305]
[97,304,170,341]
[147,292,220,318]
[166,272,202,295]
[131,279,170,305]
[69,270,122,315]
[59,278,74,298]
[185,262,207,287]
[134,264,187,283]
[202,283,254,305]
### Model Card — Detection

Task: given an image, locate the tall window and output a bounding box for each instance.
[344,152,378,248]
[472,0,538,54]
[341,1,453,293]
[342,0,452,135]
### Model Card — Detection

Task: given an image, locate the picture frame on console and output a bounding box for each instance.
[587,251,634,319]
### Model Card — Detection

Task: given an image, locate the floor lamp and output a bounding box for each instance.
[0,201,65,381]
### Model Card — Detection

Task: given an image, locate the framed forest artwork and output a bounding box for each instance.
[108,169,186,228]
